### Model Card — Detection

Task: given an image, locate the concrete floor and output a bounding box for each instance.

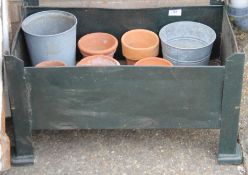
[236,28,248,175]
[2,25,248,175]
[3,130,246,175]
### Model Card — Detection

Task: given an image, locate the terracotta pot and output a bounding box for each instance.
[121,29,159,65]
[76,55,120,66]
[135,57,173,67]
[35,60,66,67]
[78,32,118,57]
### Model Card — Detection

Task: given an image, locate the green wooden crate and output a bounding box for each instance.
[4,0,245,165]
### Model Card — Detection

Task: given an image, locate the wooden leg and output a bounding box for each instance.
[5,56,34,166]
[218,54,244,165]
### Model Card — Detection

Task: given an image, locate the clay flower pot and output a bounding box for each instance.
[121,29,159,65]
[135,57,173,67]
[76,55,120,66]
[78,33,118,57]
[35,60,66,67]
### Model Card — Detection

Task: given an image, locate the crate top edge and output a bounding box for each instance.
[22,0,224,8]
[24,65,225,70]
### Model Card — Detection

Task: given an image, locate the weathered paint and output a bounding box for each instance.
[218,53,245,164]
[25,66,224,130]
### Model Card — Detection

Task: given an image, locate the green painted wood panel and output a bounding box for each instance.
[220,11,239,64]
[25,66,224,129]
[23,0,39,6]
[218,53,245,164]
[5,56,33,157]
[22,0,223,7]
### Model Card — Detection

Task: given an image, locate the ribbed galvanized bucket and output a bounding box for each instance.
[159,21,216,66]
[21,10,77,66]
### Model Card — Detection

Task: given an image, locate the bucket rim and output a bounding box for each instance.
[159,21,216,50]
[21,10,78,38]
[165,53,211,63]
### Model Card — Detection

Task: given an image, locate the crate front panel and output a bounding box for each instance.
[25,66,224,129]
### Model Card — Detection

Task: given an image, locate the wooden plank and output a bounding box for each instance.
[25,66,224,129]
[220,10,239,64]
[39,0,211,8]
[23,0,38,6]
[218,53,245,164]
[11,0,212,8]
[5,56,34,165]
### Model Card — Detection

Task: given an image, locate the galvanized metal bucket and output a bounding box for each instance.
[168,54,210,66]
[159,21,216,66]
[21,10,77,66]
[228,6,248,32]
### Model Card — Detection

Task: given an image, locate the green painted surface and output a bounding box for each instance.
[4,56,33,157]
[218,54,245,164]
[26,66,224,129]
[217,12,244,164]
[23,0,223,6]
[210,0,224,5]
[23,0,39,6]
[5,5,246,165]
[220,11,239,64]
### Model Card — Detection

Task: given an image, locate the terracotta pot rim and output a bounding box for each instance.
[35,60,66,67]
[121,29,159,51]
[78,32,118,55]
[134,57,173,66]
[76,55,120,66]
